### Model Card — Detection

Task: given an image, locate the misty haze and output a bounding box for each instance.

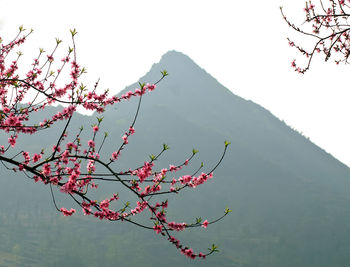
[1,51,350,266]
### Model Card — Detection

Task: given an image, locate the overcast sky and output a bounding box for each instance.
[1,0,350,166]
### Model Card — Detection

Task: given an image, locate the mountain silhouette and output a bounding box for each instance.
[0,51,350,267]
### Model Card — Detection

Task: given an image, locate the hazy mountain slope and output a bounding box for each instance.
[112,50,349,188]
[0,51,350,267]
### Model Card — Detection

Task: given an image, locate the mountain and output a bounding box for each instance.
[0,51,350,267]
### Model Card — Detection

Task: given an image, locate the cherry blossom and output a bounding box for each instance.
[282,0,350,73]
[0,27,231,259]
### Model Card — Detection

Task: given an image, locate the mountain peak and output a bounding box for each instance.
[154,50,202,75]
[159,50,193,64]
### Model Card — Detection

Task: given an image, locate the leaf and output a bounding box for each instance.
[19,25,25,32]
[163,144,169,150]
[55,38,62,45]
[70,28,78,37]
[209,244,219,253]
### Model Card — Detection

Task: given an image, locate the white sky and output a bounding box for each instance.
[1,0,350,166]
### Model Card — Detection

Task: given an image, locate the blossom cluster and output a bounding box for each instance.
[0,28,230,259]
[281,0,350,73]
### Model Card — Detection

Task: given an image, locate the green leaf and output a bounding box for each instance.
[161,70,168,76]
[138,82,146,89]
[163,144,169,150]
[70,28,78,37]
[55,38,62,45]
[19,25,25,32]
[225,208,232,214]
[192,149,199,155]
[209,244,219,253]
[79,84,86,91]
[149,154,156,161]
[224,140,231,147]
[96,117,104,123]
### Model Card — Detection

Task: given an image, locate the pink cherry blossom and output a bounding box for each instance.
[60,207,76,216]
[88,139,95,148]
[201,220,209,228]
[0,28,230,260]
